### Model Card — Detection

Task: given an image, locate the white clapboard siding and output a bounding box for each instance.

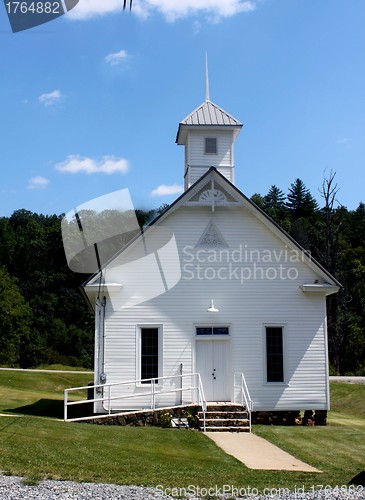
[93,204,331,412]
[187,130,233,168]
[187,167,210,186]
[187,166,234,187]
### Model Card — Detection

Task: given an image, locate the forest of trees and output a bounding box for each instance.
[0,173,364,374]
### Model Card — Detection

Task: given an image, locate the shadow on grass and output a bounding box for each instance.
[5,399,93,419]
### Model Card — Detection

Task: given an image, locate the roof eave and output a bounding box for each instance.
[300,284,341,296]
[176,123,243,145]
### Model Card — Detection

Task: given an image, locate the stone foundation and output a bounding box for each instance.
[81,405,200,429]
[77,406,327,428]
[252,410,327,426]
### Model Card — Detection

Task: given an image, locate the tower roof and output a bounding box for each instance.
[176,99,242,144]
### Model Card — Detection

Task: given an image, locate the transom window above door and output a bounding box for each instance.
[196,327,229,336]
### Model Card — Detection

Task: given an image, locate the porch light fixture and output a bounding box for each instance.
[207,299,219,312]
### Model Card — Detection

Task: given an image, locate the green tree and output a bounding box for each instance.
[0,267,33,365]
[250,193,265,209]
[264,185,286,210]
[263,185,290,229]
[0,210,94,368]
[285,179,320,250]
[287,178,319,218]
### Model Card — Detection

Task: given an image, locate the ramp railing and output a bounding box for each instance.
[64,372,207,424]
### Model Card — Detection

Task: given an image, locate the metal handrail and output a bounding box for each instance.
[64,372,207,422]
[197,373,207,431]
[234,372,253,432]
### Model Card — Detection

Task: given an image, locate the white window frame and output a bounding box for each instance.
[262,323,287,385]
[136,324,163,386]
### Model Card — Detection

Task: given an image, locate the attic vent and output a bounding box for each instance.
[197,221,228,247]
[205,137,217,154]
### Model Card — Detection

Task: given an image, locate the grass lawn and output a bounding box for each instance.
[0,371,364,493]
[0,369,93,418]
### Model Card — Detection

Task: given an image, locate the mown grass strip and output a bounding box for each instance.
[0,372,364,492]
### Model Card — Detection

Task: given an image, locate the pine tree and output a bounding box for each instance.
[250,193,265,209]
[287,178,318,218]
[261,185,290,230]
[264,185,286,211]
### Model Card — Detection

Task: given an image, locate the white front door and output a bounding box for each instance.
[196,340,230,401]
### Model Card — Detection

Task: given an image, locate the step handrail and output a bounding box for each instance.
[234,372,253,431]
[197,373,207,431]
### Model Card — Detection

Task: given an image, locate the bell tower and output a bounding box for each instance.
[176,56,243,190]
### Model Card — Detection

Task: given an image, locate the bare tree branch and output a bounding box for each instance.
[319,170,342,273]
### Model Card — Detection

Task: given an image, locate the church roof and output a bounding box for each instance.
[176,99,242,144]
[181,99,242,126]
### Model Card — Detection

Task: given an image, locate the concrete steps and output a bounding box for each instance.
[198,404,250,432]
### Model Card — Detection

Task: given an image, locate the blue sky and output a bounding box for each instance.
[0,0,364,217]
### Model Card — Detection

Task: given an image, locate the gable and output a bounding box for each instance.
[185,178,240,207]
[84,168,340,298]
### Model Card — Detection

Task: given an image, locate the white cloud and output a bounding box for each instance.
[38,89,63,106]
[68,0,123,19]
[55,155,129,175]
[27,176,50,190]
[151,184,184,197]
[68,0,256,22]
[105,49,129,66]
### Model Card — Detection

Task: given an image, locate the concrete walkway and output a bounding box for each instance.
[206,432,321,472]
[329,376,365,384]
[0,368,93,374]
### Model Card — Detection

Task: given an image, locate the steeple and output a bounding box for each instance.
[176,58,243,191]
[205,53,210,102]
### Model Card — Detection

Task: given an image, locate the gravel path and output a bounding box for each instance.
[0,475,173,500]
[0,474,364,499]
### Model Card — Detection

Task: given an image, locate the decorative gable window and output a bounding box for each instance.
[205,137,217,154]
[266,326,284,383]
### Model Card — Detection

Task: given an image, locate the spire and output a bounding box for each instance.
[205,52,210,102]
[176,57,243,190]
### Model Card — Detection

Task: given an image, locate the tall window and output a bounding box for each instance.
[205,137,217,154]
[141,328,159,384]
[266,327,284,382]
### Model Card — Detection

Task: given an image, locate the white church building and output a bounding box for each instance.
[82,84,340,418]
